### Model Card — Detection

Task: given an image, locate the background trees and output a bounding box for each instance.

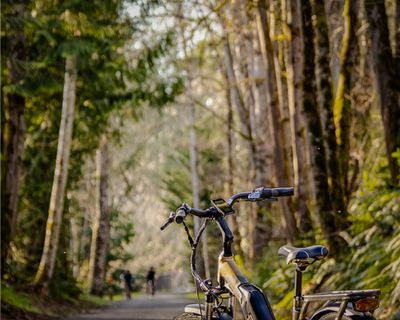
[1,0,399,317]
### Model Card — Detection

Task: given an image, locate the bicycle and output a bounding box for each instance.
[160,186,381,320]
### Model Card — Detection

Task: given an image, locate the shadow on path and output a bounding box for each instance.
[65,293,196,320]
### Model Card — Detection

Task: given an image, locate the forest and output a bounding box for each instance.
[1,0,400,319]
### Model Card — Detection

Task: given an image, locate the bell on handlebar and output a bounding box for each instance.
[248,188,277,202]
[248,188,263,201]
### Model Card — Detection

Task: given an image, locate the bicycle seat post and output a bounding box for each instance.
[293,267,304,320]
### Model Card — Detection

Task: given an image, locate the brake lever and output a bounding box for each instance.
[160,212,176,231]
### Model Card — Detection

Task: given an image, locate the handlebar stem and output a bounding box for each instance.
[215,214,234,257]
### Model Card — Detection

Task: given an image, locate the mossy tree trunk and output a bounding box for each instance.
[333,0,359,203]
[364,0,400,186]
[395,0,400,77]
[300,0,346,257]
[311,0,349,230]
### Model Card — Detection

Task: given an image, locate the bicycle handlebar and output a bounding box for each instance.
[160,186,294,229]
[261,187,294,197]
[160,211,175,230]
[247,187,294,201]
[159,186,294,294]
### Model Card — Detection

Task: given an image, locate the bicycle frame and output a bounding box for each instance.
[185,214,380,320]
[217,254,275,320]
[165,188,380,320]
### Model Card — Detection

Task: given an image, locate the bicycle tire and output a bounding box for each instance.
[174,313,202,320]
[318,314,351,320]
[318,313,376,320]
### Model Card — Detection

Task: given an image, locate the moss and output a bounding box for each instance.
[0,282,40,314]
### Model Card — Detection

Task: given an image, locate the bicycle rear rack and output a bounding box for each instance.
[298,289,381,320]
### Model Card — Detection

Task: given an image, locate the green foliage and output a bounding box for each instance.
[261,149,400,316]
[0,282,40,314]
[108,208,135,264]
[49,267,82,302]
[336,155,400,307]
[3,0,183,284]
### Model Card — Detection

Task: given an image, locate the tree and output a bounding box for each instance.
[257,1,298,244]
[364,0,400,185]
[282,0,313,233]
[88,136,110,295]
[300,0,346,257]
[333,0,358,202]
[34,55,77,287]
[311,0,349,229]
[1,0,29,275]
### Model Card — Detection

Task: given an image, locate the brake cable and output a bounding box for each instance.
[182,218,210,319]
[182,221,194,247]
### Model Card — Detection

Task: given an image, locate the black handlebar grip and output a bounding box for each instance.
[175,209,187,224]
[160,220,171,231]
[262,187,294,198]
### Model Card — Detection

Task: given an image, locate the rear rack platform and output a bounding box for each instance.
[304,289,381,302]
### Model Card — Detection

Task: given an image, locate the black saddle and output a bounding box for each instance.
[278,245,328,266]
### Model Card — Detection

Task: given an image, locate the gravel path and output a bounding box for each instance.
[65,293,196,320]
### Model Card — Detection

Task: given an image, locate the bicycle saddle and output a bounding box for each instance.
[278,245,328,265]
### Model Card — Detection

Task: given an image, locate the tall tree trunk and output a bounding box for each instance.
[257,2,298,244]
[333,0,358,204]
[240,6,276,257]
[1,0,27,275]
[222,36,261,265]
[88,137,111,295]
[225,77,244,258]
[282,0,313,233]
[175,4,211,276]
[270,1,294,188]
[70,215,80,278]
[396,0,400,76]
[311,0,349,230]
[365,0,400,185]
[34,55,77,287]
[189,104,211,280]
[249,26,276,257]
[300,0,346,257]
[78,162,94,270]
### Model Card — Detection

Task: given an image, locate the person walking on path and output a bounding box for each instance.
[122,270,133,300]
[146,267,156,296]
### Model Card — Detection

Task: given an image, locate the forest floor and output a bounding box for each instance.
[1,281,110,320]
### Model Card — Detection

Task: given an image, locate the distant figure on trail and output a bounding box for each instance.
[146,266,156,296]
[122,270,133,300]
